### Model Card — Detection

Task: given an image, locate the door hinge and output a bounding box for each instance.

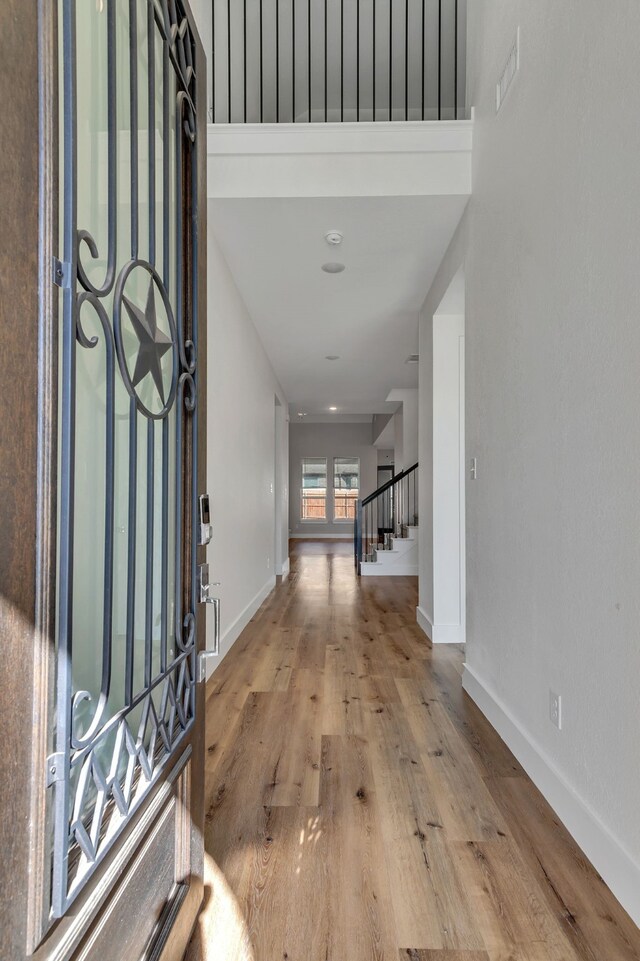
[46,752,65,786]
[52,256,72,289]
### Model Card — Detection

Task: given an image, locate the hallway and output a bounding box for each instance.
[187,542,640,961]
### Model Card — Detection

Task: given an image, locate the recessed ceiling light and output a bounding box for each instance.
[321,262,345,274]
[329,406,338,412]
[297,411,307,417]
[325,230,343,246]
[325,355,340,361]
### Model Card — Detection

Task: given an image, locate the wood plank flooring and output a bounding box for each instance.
[186,541,640,961]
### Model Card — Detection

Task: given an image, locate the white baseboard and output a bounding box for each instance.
[276,556,290,576]
[416,605,433,640]
[416,606,463,644]
[462,663,640,927]
[290,533,352,540]
[206,576,276,680]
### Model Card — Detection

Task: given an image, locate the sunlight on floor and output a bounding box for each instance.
[296,815,323,875]
[185,853,254,961]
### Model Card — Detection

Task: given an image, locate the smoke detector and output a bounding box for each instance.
[324,230,343,246]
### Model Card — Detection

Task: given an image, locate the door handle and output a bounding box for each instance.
[203,594,220,653]
[197,564,221,681]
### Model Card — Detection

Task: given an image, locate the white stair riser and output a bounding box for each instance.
[361,531,419,577]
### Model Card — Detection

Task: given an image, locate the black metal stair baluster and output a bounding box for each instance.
[421,0,424,120]
[388,0,391,120]
[276,0,280,121]
[406,474,409,527]
[454,0,458,118]
[405,0,408,120]
[437,0,441,120]
[372,0,376,120]
[260,0,264,121]
[366,502,369,558]
[356,0,359,121]
[412,469,415,525]
[324,0,327,122]
[215,0,217,123]
[340,0,344,121]
[227,0,232,121]
[308,0,311,121]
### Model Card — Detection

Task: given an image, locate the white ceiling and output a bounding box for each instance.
[210,194,468,419]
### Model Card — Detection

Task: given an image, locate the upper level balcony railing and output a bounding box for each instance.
[210,0,467,123]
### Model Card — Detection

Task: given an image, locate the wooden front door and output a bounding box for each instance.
[0,1,208,959]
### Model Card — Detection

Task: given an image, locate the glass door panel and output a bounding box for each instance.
[53,0,199,920]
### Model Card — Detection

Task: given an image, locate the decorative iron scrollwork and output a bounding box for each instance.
[113,260,179,420]
[52,0,199,920]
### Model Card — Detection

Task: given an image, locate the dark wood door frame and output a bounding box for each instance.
[0,1,56,957]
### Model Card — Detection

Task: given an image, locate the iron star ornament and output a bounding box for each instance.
[122,279,173,404]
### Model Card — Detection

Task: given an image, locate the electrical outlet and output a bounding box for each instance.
[549,690,562,730]
[470,457,477,480]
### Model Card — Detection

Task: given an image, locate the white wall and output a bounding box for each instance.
[393,409,404,473]
[419,285,466,645]
[427,309,465,644]
[274,398,290,575]
[419,0,640,924]
[388,388,419,472]
[289,422,378,537]
[206,221,288,670]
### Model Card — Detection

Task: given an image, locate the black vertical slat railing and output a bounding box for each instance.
[388,0,392,121]
[243,0,247,120]
[356,0,360,120]
[354,462,418,574]
[211,0,463,124]
[260,0,264,120]
[276,0,280,120]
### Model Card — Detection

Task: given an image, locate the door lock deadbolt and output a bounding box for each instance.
[198,493,212,545]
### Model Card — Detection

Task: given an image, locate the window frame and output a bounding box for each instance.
[300,456,328,523]
[332,456,360,523]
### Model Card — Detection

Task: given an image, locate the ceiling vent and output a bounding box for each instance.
[405,354,419,364]
[496,28,520,113]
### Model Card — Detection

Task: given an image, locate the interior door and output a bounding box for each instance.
[0,1,208,959]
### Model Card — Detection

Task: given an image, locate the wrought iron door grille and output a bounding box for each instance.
[52,0,199,919]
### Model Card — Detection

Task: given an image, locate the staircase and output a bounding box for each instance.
[354,463,418,576]
[360,524,419,577]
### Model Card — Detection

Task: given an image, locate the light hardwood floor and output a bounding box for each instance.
[186,541,640,961]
